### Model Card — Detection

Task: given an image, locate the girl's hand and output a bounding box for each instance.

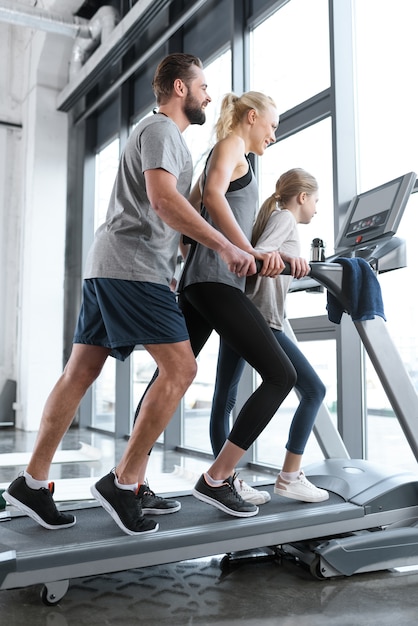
[280,254,311,279]
[253,250,285,277]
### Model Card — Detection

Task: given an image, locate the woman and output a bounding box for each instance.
[176,92,300,517]
[209,168,329,505]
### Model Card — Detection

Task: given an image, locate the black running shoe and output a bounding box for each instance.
[3,475,76,529]
[138,482,181,515]
[192,474,259,517]
[91,472,159,536]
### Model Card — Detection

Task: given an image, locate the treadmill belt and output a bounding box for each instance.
[1,486,352,552]
[0,486,362,593]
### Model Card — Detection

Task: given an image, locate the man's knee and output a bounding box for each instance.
[178,358,198,389]
[63,358,104,387]
[160,354,196,397]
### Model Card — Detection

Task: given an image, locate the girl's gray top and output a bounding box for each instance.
[246,209,300,330]
[180,155,258,292]
[84,114,193,287]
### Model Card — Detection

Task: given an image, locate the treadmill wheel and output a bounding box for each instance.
[41,586,59,606]
[309,555,325,580]
[40,580,69,605]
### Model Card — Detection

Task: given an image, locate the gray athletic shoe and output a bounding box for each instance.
[4,475,76,529]
[192,473,259,517]
[91,471,159,535]
[138,482,181,515]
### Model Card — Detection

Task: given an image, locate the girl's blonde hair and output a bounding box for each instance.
[215,91,277,141]
[252,168,318,245]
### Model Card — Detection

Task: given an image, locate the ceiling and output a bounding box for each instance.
[75,0,118,19]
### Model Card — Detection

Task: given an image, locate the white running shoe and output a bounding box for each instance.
[234,476,271,505]
[274,470,329,503]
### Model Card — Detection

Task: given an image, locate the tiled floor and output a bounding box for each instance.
[1,426,418,625]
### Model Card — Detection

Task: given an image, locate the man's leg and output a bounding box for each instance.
[91,339,197,535]
[27,344,111,479]
[116,340,197,484]
[4,344,110,529]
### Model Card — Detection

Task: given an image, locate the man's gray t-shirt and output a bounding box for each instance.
[84,114,193,286]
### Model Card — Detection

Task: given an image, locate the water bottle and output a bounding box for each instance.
[310,238,325,262]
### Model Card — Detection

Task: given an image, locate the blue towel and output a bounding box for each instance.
[326,257,386,324]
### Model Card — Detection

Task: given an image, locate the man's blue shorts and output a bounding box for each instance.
[73,278,189,361]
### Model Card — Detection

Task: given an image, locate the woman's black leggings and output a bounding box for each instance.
[135,282,296,452]
[180,283,296,450]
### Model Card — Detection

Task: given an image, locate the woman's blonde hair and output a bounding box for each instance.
[252,168,318,245]
[215,91,277,141]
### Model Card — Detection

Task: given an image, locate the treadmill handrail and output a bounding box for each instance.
[282,261,347,310]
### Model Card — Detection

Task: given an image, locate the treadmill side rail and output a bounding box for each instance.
[0,546,16,587]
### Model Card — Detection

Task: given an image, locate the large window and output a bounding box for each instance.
[353,0,418,469]
[255,338,337,468]
[365,192,418,472]
[250,0,330,114]
[94,138,119,230]
[183,48,232,181]
[258,119,334,319]
[248,3,335,466]
[77,1,418,474]
[91,138,120,432]
[182,50,232,454]
[353,0,418,190]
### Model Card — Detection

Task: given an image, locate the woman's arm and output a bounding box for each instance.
[144,167,256,276]
[179,175,204,259]
[188,176,203,212]
[203,137,254,253]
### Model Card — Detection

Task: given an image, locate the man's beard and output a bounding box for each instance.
[184,93,206,125]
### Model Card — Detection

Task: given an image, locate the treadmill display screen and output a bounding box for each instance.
[335,172,416,252]
[345,183,396,237]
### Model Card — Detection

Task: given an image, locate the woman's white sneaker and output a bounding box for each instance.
[234,476,271,505]
[274,470,329,503]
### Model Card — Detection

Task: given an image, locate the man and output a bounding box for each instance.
[4,53,256,536]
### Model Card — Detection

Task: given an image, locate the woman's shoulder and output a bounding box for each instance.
[213,133,245,155]
[209,135,248,174]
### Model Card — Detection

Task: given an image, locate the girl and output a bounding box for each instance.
[209,168,329,505]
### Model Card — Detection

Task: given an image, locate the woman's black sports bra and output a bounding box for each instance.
[227,155,252,192]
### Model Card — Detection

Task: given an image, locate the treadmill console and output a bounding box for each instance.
[334,171,416,255]
[290,171,417,291]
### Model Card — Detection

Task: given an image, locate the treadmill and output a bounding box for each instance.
[1,172,418,604]
[278,170,418,578]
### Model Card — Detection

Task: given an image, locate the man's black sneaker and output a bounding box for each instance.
[3,475,76,529]
[138,482,181,515]
[192,473,259,517]
[91,472,159,536]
